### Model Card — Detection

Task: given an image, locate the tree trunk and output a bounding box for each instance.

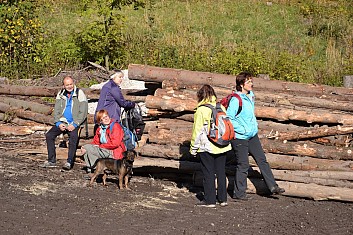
[0,84,60,96]
[256,91,353,112]
[269,125,353,141]
[0,124,50,136]
[260,138,353,160]
[145,95,197,112]
[0,113,47,126]
[254,168,353,189]
[148,128,191,145]
[254,153,353,171]
[139,144,191,160]
[193,171,353,202]
[133,156,201,172]
[1,96,53,115]
[257,106,353,125]
[128,64,353,101]
[0,102,53,125]
[145,93,353,125]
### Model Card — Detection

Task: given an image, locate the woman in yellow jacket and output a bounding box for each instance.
[190,84,232,208]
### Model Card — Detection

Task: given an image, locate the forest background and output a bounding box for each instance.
[1,0,352,87]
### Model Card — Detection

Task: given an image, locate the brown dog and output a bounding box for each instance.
[89,150,136,189]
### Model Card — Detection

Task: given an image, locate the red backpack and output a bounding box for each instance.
[220,92,242,115]
[200,103,235,147]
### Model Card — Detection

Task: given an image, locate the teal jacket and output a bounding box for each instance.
[190,96,231,155]
[226,91,258,140]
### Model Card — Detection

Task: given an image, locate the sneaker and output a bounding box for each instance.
[270,186,285,195]
[195,201,216,208]
[40,161,57,168]
[62,162,72,171]
[218,202,228,207]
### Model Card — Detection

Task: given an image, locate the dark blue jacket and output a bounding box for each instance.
[95,80,135,123]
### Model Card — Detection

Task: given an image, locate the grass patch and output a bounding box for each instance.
[7,0,352,86]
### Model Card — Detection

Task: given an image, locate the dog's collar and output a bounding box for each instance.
[124,159,134,168]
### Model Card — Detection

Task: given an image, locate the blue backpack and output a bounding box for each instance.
[109,121,137,151]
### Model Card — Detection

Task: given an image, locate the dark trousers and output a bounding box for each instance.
[231,134,276,199]
[45,126,79,165]
[199,151,227,204]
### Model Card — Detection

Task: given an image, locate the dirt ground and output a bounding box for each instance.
[1,74,353,234]
[1,144,353,235]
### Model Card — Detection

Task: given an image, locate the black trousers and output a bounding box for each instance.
[199,151,227,204]
[45,125,79,165]
[231,134,277,199]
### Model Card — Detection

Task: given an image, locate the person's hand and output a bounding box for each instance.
[67,124,75,132]
[190,150,197,157]
[81,147,86,155]
[58,123,66,132]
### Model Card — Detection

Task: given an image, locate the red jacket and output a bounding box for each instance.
[92,120,126,159]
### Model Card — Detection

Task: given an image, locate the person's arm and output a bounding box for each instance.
[111,85,135,109]
[94,87,108,123]
[53,90,64,126]
[190,107,208,155]
[99,123,124,150]
[73,88,88,127]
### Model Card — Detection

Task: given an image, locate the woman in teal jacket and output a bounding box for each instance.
[227,72,285,200]
[190,84,231,207]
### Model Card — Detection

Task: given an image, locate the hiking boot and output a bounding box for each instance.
[270,186,285,195]
[218,201,228,207]
[62,162,72,171]
[195,201,216,208]
[232,195,252,201]
[40,161,57,168]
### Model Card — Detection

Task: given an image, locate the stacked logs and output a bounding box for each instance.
[129,64,353,202]
[1,64,353,202]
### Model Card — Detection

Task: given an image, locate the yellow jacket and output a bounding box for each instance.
[190,96,232,155]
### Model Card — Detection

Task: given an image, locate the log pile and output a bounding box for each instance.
[1,64,353,202]
[130,64,353,202]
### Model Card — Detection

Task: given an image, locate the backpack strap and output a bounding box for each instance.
[199,103,219,123]
[230,93,243,116]
[109,120,116,133]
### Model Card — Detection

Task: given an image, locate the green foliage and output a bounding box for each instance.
[121,0,352,85]
[41,97,55,104]
[75,0,144,70]
[299,0,352,40]
[0,0,44,79]
[1,0,352,87]
[76,77,99,88]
